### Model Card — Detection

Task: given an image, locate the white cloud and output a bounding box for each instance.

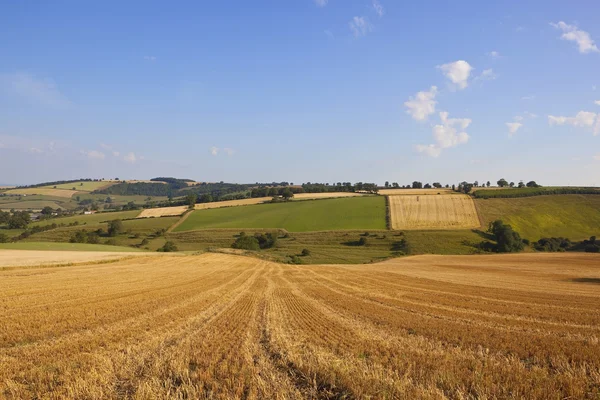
[123,152,137,163]
[521,95,535,101]
[416,111,471,157]
[515,26,525,32]
[488,51,500,59]
[595,100,600,106]
[210,146,219,156]
[415,144,441,158]
[551,21,599,54]
[372,0,384,17]
[314,0,328,7]
[548,111,599,135]
[437,60,473,90]
[223,148,235,156]
[28,147,43,154]
[524,111,538,118]
[594,153,600,161]
[349,16,371,38]
[112,151,120,157]
[143,55,157,61]
[404,86,438,121]
[81,150,105,160]
[476,68,497,82]
[0,72,71,108]
[506,122,523,136]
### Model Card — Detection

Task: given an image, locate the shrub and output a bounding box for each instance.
[358,237,368,246]
[69,230,88,243]
[585,244,599,253]
[487,220,524,253]
[232,235,260,251]
[158,241,178,252]
[0,233,9,243]
[301,248,311,256]
[107,220,123,237]
[255,232,278,249]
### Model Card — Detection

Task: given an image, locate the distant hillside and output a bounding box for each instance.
[476,194,600,241]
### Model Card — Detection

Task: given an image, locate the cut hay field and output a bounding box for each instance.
[476,194,600,241]
[179,196,386,232]
[379,188,454,196]
[29,210,140,228]
[0,248,144,268]
[50,181,116,192]
[137,205,188,218]
[3,188,79,198]
[389,194,480,230]
[1,252,599,399]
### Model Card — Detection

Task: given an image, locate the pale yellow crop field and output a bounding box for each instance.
[0,250,145,268]
[137,205,188,218]
[4,188,79,198]
[388,193,480,229]
[1,252,599,399]
[379,188,454,196]
[195,197,272,210]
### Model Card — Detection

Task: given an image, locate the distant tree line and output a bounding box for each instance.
[473,187,599,199]
[534,236,598,253]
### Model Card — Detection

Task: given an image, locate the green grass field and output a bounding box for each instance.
[47,181,116,192]
[30,210,140,227]
[168,228,480,264]
[473,186,599,198]
[476,194,600,240]
[174,197,386,233]
[0,242,143,252]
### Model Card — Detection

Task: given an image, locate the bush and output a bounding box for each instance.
[158,241,178,252]
[301,248,311,256]
[107,220,123,237]
[358,237,368,246]
[0,233,9,243]
[255,232,278,249]
[487,220,524,253]
[232,235,260,251]
[585,244,600,253]
[69,230,88,243]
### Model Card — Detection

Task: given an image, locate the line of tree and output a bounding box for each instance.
[534,236,598,253]
[15,178,105,189]
[473,187,599,199]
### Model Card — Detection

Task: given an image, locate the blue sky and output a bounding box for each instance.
[1,0,599,186]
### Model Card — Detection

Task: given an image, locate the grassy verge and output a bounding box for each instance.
[174,196,387,232]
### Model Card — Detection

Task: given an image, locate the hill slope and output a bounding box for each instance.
[476,194,600,241]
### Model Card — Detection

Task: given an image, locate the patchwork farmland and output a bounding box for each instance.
[1,252,599,399]
[388,194,480,230]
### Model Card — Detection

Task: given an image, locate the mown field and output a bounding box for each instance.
[476,194,600,241]
[50,181,116,192]
[177,196,386,232]
[388,194,480,230]
[1,252,599,399]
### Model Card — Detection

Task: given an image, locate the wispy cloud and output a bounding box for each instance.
[595,100,600,106]
[123,152,138,163]
[143,55,157,61]
[314,0,328,7]
[210,146,219,156]
[474,68,497,82]
[437,60,473,90]
[223,148,235,156]
[0,72,71,108]
[551,21,599,54]
[521,95,535,101]
[416,111,471,157]
[349,16,371,38]
[506,122,522,136]
[488,50,501,59]
[80,150,106,160]
[372,0,384,17]
[404,86,438,121]
[324,30,334,39]
[548,111,599,136]
[28,147,43,154]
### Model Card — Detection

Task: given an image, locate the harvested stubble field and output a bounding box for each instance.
[0,249,145,268]
[137,205,188,218]
[389,194,480,230]
[3,188,79,198]
[1,252,599,399]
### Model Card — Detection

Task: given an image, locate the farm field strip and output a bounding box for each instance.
[3,188,79,198]
[389,194,480,230]
[379,188,454,196]
[1,252,599,399]
[0,249,147,268]
[136,205,188,218]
